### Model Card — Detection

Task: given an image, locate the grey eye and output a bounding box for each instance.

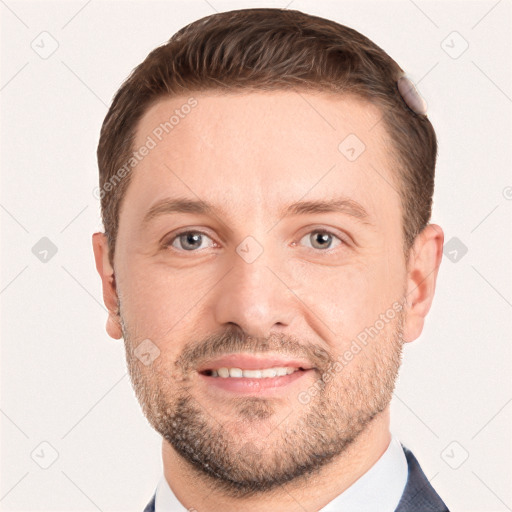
[300,231,342,251]
[171,231,214,251]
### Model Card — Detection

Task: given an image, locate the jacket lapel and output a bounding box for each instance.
[142,491,156,512]
[394,445,449,511]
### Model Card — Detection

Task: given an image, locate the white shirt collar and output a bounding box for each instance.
[155,434,408,512]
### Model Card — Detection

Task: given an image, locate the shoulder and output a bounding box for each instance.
[142,492,156,512]
[394,444,450,512]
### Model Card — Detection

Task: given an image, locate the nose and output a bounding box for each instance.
[212,247,297,339]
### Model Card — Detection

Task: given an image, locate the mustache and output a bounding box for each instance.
[174,325,334,373]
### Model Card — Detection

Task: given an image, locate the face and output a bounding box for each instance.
[94,91,440,497]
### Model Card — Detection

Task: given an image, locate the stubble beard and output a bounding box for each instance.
[121,310,405,499]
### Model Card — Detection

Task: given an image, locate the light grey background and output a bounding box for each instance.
[1,0,511,510]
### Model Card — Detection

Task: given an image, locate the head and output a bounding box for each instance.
[93,8,443,496]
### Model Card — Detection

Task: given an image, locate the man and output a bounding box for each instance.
[92,8,449,511]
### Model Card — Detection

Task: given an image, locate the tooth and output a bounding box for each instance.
[207,366,300,378]
[229,368,243,377]
[243,369,262,378]
[217,367,230,378]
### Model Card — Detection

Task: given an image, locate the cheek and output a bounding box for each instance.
[118,244,405,352]
[117,257,221,340]
[290,256,403,343]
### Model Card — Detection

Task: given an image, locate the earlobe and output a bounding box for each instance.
[92,232,123,340]
[402,224,444,343]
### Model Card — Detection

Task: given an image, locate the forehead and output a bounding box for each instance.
[124,91,400,227]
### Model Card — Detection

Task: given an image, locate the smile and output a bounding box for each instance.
[201,366,304,378]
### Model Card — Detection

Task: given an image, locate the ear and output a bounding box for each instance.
[92,232,123,340]
[403,223,444,343]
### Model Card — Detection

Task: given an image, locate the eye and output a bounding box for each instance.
[298,229,344,251]
[164,228,346,254]
[166,230,217,252]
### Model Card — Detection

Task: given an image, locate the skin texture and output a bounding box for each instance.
[93,91,444,511]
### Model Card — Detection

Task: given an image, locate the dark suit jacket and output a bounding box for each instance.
[143,444,449,511]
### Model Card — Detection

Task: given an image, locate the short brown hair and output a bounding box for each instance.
[97,8,437,266]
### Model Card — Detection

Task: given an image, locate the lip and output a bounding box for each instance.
[198,368,314,395]
[196,353,313,372]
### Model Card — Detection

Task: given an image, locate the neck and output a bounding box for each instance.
[161,407,391,512]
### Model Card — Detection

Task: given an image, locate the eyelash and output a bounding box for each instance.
[164,228,347,254]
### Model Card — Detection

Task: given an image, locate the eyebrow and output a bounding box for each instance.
[142,198,222,226]
[280,198,371,224]
[142,196,372,226]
